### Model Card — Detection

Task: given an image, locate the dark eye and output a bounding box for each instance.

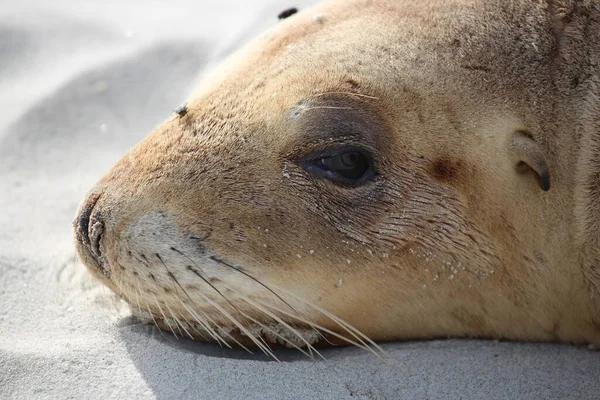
[303,147,375,186]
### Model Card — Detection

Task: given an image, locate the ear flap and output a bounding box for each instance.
[508,131,551,191]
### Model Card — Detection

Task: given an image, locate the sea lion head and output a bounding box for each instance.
[74,0,600,351]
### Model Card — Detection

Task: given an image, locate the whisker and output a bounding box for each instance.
[142,299,167,340]
[157,255,232,347]
[132,282,143,315]
[139,248,381,359]
[256,299,380,357]
[174,308,199,341]
[151,262,194,341]
[200,293,279,360]
[309,91,379,100]
[175,286,254,353]
[271,286,387,357]
[304,106,353,112]
[178,300,230,348]
[245,313,314,359]
[233,291,325,360]
[153,254,231,348]
[176,300,212,342]
[155,253,257,353]
[187,304,255,353]
[163,300,187,338]
[152,293,178,339]
[169,249,301,357]
[208,255,296,313]
[166,250,229,303]
[219,283,319,359]
[128,277,167,340]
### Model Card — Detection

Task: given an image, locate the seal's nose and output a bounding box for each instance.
[73,192,107,275]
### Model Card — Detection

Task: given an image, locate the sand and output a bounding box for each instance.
[1,0,599,398]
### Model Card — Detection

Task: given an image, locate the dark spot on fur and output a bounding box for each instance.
[570,76,579,88]
[209,277,220,283]
[132,271,139,276]
[163,287,172,294]
[278,7,298,20]
[431,157,465,184]
[149,273,156,281]
[229,223,234,230]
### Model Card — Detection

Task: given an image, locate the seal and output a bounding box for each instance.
[73,0,600,355]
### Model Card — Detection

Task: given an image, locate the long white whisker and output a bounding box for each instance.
[256,299,380,357]
[163,301,189,339]
[152,293,178,339]
[152,253,230,347]
[309,91,379,100]
[178,300,229,347]
[304,106,353,111]
[175,298,209,341]
[143,300,167,340]
[200,294,278,360]
[271,286,387,357]
[132,278,166,339]
[161,251,270,354]
[219,283,318,359]
[245,313,314,359]
[233,291,325,360]
[182,299,257,354]
[132,282,143,315]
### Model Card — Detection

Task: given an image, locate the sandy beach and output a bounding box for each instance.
[1,1,599,398]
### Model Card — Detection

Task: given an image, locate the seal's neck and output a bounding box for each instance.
[564,1,600,321]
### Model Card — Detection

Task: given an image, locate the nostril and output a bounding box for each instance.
[74,192,104,261]
[89,218,105,258]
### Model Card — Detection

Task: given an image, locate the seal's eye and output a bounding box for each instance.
[303,147,375,186]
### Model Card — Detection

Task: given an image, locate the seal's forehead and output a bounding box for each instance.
[184,0,557,139]
[187,1,414,102]
[192,0,537,102]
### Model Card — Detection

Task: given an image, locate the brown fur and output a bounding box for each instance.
[74,0,600,350]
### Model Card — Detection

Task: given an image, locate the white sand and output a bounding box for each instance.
[1,1,599,398]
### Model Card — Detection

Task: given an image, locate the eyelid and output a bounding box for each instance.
[302,145,374,163]
[301,147,376,187]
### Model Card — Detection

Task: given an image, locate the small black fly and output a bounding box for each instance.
[174,102,188,117]
[278,7,298,20]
